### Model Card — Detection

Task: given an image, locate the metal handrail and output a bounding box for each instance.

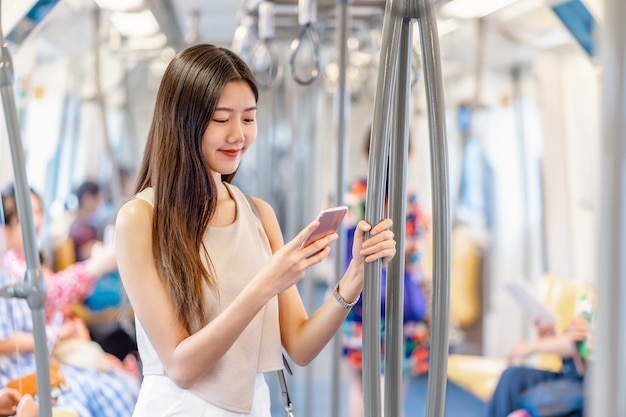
[328,1,352,416]
[383,18,412,417]
[0,1,53,415]
[415,1,451,416]
[364,1,450,417]
[590,0,626,415]
[362,0,402,415]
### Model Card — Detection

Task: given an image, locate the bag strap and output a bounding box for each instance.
[243,193,295,417]
[278,355,294,417]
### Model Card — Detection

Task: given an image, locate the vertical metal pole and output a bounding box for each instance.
[589,0,626,414]
[364,1,404,417]
[330,1,351,416]
[414,0,451,416]
[383,17,411,417]
[0,3,53,416]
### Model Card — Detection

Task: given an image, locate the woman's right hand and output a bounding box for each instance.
[256,219,338,295]
[0,388,20,415]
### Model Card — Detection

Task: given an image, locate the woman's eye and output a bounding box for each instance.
[213,119,227,124]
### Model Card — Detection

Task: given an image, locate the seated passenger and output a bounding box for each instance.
[2,184,117,313]
[484,316,589,417]
[1,184,140,417]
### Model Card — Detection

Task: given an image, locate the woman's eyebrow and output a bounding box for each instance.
[214,106,257,112]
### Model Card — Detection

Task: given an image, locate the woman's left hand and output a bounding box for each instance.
[351,218,396,266]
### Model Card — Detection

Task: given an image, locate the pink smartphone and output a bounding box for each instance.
[301,206,349,248]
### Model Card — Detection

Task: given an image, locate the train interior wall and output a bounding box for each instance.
[0,1,605,411]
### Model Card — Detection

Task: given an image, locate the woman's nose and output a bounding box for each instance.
[227,119,245,143]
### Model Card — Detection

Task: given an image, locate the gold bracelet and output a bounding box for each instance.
[333,282,360,309]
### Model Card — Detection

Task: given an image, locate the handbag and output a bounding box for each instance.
[519,378,584,417]
[6,361,68,399]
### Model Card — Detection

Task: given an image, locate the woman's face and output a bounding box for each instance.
[4,192,44,251]
[201,80,257,180]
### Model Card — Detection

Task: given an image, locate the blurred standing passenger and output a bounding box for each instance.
[69,181,103,262]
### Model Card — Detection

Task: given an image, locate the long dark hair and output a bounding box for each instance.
[134,44,258,333]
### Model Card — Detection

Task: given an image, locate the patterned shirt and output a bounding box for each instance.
[3,249,95,315]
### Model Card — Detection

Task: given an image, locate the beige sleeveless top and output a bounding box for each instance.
[133,183,282,413]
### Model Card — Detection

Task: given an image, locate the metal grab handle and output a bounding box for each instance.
[251,1,282,89]
[289,22,321,86]
[250,40,282,89]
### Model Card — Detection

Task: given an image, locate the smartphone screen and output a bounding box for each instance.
[301,206,348,248]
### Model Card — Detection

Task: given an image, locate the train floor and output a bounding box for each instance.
[266,280,486,417]
[267,371,486,416]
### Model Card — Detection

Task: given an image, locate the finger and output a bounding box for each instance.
[361,229,395,251]
[289,219,321,249]
[361,241,396,263]
[4,389,21,403]
[369,218,393,235]
[301,232,338,258]
[302,245,332,265]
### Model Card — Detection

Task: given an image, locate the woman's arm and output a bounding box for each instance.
[115,197,337,388]
[251,196,396,366]
[0,334,35,355]
[507,316,590,363]
[3,247,115,312]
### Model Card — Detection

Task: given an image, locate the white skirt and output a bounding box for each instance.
[132,373,272,417]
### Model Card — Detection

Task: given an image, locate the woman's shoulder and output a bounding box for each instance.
[133,187,154,206]
[116,192,154,230]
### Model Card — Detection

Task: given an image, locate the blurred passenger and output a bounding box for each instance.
[0,184,140,417]
[67,180,138,364]
[114,43,396,416]
[341,127,431,417]
[484,317,589,417]
[2,184,116,313]
[69,181,103,262]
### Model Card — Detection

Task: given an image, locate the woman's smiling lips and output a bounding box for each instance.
[220,149,241,157]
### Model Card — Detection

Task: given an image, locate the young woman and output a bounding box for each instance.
[114,43,397,416]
